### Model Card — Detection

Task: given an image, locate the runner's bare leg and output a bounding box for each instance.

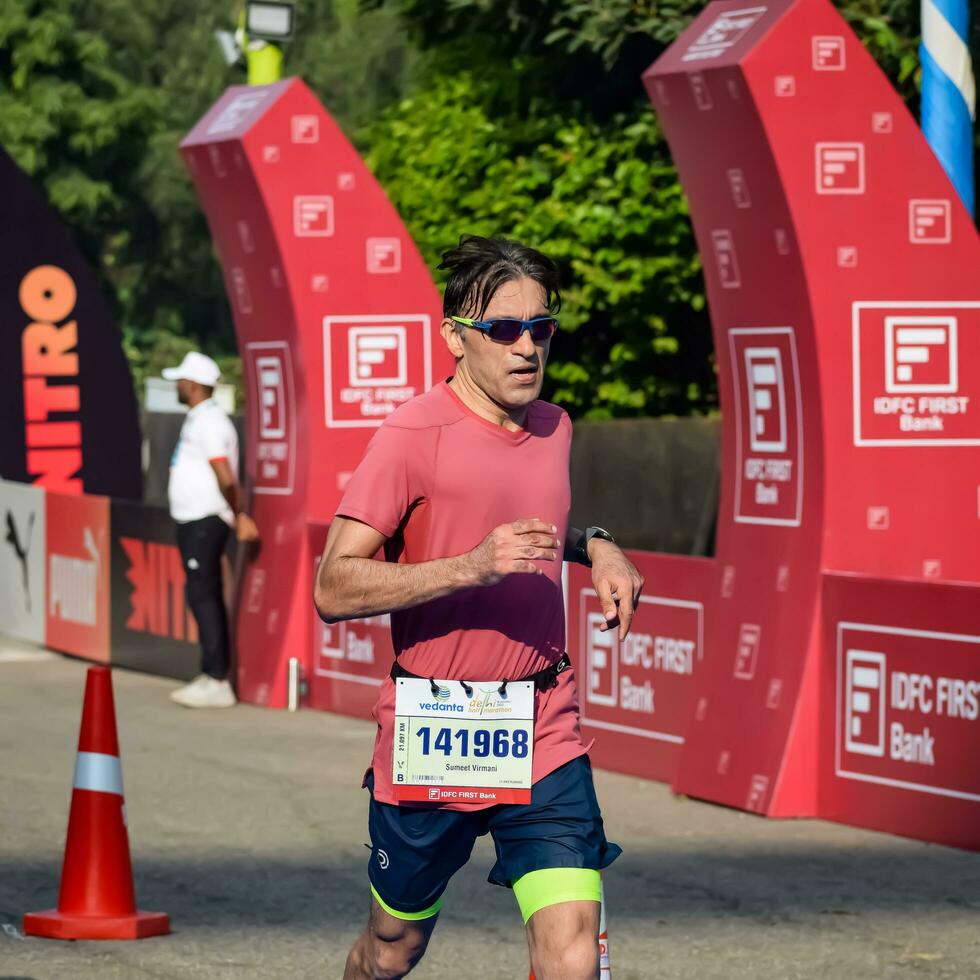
[526,899,600,980]
[343,898,437,980]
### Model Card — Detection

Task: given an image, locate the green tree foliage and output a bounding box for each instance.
[365,74,710,417]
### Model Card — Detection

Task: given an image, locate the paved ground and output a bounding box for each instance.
[1,649,979,980]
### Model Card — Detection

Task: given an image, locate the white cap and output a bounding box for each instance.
[162,351,221,387]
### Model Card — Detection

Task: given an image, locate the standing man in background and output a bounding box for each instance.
[165,351,259,708]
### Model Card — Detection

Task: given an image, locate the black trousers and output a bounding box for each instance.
[176,515,231,680]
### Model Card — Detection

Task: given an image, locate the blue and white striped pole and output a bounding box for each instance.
[920,0,976,215]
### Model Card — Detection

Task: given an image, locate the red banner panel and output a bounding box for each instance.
[821,574,980,850]
[568,553,713,783]
[45,491,110,662]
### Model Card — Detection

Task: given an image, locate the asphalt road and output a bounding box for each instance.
[2,649,979,979]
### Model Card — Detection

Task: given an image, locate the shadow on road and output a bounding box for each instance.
[4,843,978,934]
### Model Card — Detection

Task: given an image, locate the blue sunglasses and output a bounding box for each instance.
[451,315,558,343]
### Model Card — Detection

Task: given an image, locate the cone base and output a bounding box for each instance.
[23,908,170,940]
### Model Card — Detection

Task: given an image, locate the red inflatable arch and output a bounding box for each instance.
[643,0,980,848]
[181,80,454,710]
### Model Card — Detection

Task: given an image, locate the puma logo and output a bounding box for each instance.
[4,510,34,612]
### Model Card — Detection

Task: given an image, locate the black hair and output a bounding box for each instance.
[438,235,561,321]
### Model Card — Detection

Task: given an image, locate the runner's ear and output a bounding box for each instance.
[441,318,465,360]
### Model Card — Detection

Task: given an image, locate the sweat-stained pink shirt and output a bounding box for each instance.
[335,379,590,809]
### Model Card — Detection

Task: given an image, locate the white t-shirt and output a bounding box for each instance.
[168,399,239,525]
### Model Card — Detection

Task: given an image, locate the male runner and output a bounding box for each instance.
[314,236,643,980]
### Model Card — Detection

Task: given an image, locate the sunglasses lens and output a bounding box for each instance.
[487,319,525,342]
[486,318,558,342]
[530,318,558,340]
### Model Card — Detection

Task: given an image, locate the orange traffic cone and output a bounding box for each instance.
[529,879,611,978]
[23,666,169,940]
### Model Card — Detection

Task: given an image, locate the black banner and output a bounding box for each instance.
[0,146,141,499]
[110,499,200,680]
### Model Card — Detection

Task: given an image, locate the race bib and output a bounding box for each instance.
[392,677,534,804]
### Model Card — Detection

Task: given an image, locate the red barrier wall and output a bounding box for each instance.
[821,573,980,851]
[180,80,454,708]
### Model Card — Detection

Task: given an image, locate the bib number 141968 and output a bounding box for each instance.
[393,677,534,804]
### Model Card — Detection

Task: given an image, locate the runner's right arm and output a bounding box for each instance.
[313,516,560,623]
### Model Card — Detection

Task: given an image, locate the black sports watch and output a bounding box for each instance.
[572,526,615,567]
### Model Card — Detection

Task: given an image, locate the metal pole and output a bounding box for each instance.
[920,0,976,214]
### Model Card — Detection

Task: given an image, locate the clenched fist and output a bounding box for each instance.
[465,518,560,586]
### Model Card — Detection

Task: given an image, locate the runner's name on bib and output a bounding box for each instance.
[392,677,534,804]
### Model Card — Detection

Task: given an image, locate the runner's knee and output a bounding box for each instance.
[362,928,428,979]
[532,929,598,980]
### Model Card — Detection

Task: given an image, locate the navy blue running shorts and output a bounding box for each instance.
[364,755,621,917]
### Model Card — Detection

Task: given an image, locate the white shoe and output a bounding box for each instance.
[170,675,237,708]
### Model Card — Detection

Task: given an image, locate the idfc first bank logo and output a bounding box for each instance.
[837,623,980,802]
[323,315,432,428]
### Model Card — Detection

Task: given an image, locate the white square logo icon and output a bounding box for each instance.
[733,623,761,680]
[812,35,846,70]
[366,237,402,274]
[744,347,786,452]
[844,650,885,756]
[872,111,892,134]
[428,788,441,801]
[262,145,280,163]
[727,168,751,209]
[293,196,334,237]
[837,245,858,267]
[711,229,741,288]
[348,327,407,388]
[774,74,796,97]
[867,506,889,530]
[909,199,951,244]
[815,142,865,194]
[746,774,769,811]
[585,612,618,707]
[689,72,713,110]
[291,115,319,143]
[884,316,957,392]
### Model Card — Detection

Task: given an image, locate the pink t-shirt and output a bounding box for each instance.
[336,380,590,809]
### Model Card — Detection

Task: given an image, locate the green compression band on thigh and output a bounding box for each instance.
[512,868,601,924]
[370,885,443,921]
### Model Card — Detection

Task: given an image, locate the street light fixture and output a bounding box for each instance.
[246,1,296,43]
